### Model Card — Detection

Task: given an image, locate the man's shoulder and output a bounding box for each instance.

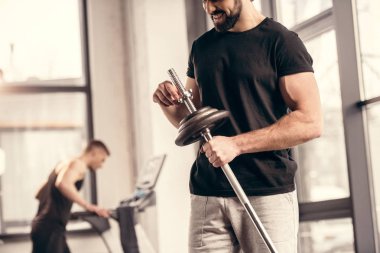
[192,28,217,46]
[264,18,300,41]
[67,159,87,174]
[260,18,293,38]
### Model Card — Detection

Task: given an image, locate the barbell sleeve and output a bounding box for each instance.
[167,68,197,113]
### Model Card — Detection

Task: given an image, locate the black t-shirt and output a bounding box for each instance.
[186,17,313,197]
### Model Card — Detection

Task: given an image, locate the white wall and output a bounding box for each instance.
[88,0,196,251]
[123,0,196,252]
[146,1,196,252]
[87,0,135,209]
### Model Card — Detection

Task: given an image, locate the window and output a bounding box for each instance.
[356,0,380,98]
[297,30,350,202]
[276,0,332,28]
[0,94,89,232]
[0,0,92,235]
[356,0,380,242]
[299,218,355,253]
[273,0,362,250]
[0,0,84,85]
[366,105,380,237]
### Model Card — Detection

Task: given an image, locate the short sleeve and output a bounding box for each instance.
[276,31,314,77]
[186,42,196,79]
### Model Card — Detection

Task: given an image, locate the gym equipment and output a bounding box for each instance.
[167,68,279,253]
[176,106,229,146]
[71,154,166,253]
[71,211,112,252]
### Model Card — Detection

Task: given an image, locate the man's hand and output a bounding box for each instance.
[152,77,201,128]
[152,80,182,107]
[85,203,110,218]
[202,136,240,167]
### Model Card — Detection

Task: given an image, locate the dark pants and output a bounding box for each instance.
[31,220,70,253]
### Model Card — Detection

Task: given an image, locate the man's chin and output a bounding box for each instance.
[212,17,228,32]
[214,20,235,32]
[213,14,240,32]
[215,25,229,32]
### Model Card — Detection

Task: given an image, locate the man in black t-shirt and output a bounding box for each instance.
[153,0,322,252]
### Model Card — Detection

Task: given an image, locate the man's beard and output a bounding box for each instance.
[212,0,242,32]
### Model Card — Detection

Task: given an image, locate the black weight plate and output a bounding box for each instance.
[176,109,229,146]
[178,107,216,131]
[178,107,218,134]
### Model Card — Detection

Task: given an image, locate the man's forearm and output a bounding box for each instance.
[233,110,322,154]
[56,183,89,209]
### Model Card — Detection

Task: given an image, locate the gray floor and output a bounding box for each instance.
[0,233,111,253]
[0,222,156,253]
[0,220,126,253]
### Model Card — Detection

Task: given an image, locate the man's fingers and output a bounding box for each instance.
[164,81,181,101]
[153,81,182,106]
[208,153,217,164]
[158,83,175,104]
[95,208,110,218]
[201,143,209,153]
[212,161,222,168]
[153,92,173,106]
[101,210,110,218]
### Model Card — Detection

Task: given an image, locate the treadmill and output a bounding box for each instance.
[71,154,166,253]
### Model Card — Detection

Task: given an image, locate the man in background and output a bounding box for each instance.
[31,140,110,253]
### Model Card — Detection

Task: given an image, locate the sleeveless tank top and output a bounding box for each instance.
[34,168,84,227]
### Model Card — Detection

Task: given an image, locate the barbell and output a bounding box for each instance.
[167,68,279,253]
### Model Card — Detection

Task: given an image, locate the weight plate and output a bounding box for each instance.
[175,108,229,146]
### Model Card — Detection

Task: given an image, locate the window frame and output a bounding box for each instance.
[0,0,97,237]
[273,0,379,252]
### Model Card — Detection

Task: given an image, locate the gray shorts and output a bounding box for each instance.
[189,191,298,253]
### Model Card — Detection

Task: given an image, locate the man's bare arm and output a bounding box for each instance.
[55,160,89,208]
[55,160,109,217]
[235,72,323,152]
[203,72,323,167]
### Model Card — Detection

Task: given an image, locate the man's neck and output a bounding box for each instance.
[77,154,90,168]
[229,3,265,32]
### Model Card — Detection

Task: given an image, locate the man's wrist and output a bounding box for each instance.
[82,202,91,210]
[231,135,243,156]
